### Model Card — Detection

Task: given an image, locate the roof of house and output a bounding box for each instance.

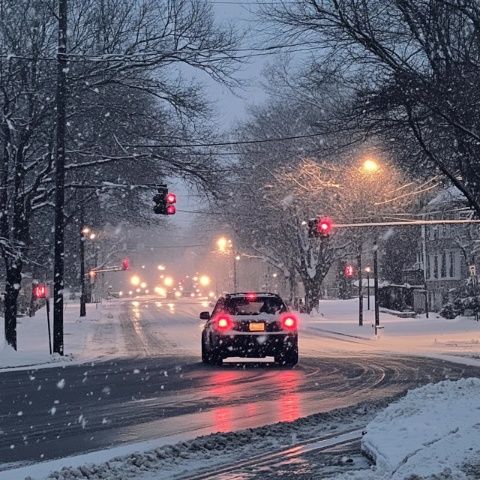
[427,185,467,207]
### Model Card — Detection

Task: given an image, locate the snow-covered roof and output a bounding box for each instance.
[427,185,467,208]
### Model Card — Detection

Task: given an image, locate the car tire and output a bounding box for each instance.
[275,347,298,367]
[208,350,223,366]
[201,337,210,365]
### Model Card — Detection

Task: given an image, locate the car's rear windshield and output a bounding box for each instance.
[224,297,286,315]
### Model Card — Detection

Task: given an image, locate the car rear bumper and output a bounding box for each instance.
[212,332,297,358]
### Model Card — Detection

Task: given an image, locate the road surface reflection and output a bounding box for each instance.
[207,368,304,431]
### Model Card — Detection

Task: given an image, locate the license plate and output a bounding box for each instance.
[249,322,265,332]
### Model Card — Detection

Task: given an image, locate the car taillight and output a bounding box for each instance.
[281,314,297,331]
[215,314,233,332]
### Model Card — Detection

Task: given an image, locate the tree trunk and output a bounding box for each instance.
[4,262,22,350]
[303,277,323,314]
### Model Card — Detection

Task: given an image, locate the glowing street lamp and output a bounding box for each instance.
[361,159,380,174]
[164,276,174,287]
[130,275,141,286]
[216,237,229,252]
[199,275,211,287]
[140,282,147,289]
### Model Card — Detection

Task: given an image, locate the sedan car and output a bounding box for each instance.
[200,292,298,366]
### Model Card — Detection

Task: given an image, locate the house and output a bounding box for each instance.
[412,186,477,311]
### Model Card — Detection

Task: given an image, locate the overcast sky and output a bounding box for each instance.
[205,2,268,129]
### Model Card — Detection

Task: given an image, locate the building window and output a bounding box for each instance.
[427,254,431,279]
[441,252,447,278]
[434,255,439,279]
[449,251,456,278]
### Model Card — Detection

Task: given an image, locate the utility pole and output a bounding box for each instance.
[233,253,238,291]
[421,224,429,318]
[53,0,68,355]
[365,267,371,310]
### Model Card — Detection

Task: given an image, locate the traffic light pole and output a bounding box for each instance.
[373,242,380,334]
[357,251,363,326]
[79,225,86,317]
[53,0,68,355]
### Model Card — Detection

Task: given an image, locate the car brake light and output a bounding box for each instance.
[281,314,297,331]
[215,314,233,332]
[246,293,256,301]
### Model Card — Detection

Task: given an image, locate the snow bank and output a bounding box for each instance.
[361,377,480,479]
[0,302,120,371]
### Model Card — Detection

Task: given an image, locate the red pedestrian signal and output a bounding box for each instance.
[122,258,129,271]
[344,264,354,278]
[317,217,333,237]
[33,284,47,299]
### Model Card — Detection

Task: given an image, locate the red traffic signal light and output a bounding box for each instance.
[344,264,354,278]
[122,258,129,271]
[166,191,176,215]
[317,217,333,237]
[33,284,47,299]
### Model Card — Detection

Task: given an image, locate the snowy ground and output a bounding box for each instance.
[13,378,480,480]
[2,296,480,480]
[301,298,480,366]
[0,301,125,371]
[2,296,480,371]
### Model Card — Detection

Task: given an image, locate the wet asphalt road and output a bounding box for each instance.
[1,298,479,469]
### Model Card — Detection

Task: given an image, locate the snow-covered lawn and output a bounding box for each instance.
[0,301,125,371]
[301,298,480,365]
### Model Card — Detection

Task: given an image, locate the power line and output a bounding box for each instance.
[125,132,324,149]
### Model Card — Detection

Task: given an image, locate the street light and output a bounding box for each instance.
[365,266,371,310]
[215,236,239,291]
[130,275,141,286]
[164,276,174,287]
[217,237,228,252]
[199,275,211,287]
[80,226,96,317]
[360,159,380,174]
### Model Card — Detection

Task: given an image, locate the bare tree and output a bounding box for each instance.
[0,0,241,349]
[260,0,480,216]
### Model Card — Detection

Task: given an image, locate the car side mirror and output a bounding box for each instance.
[200,311,210,320]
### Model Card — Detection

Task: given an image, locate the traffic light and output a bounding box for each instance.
[344,264,354,278]
[153,187,176,215]
[317,217,333,238]
[166,192,176,215]
[122,258,129,271]
[33,284,47,299]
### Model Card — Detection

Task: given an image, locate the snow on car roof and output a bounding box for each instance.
[226,292,281,298]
